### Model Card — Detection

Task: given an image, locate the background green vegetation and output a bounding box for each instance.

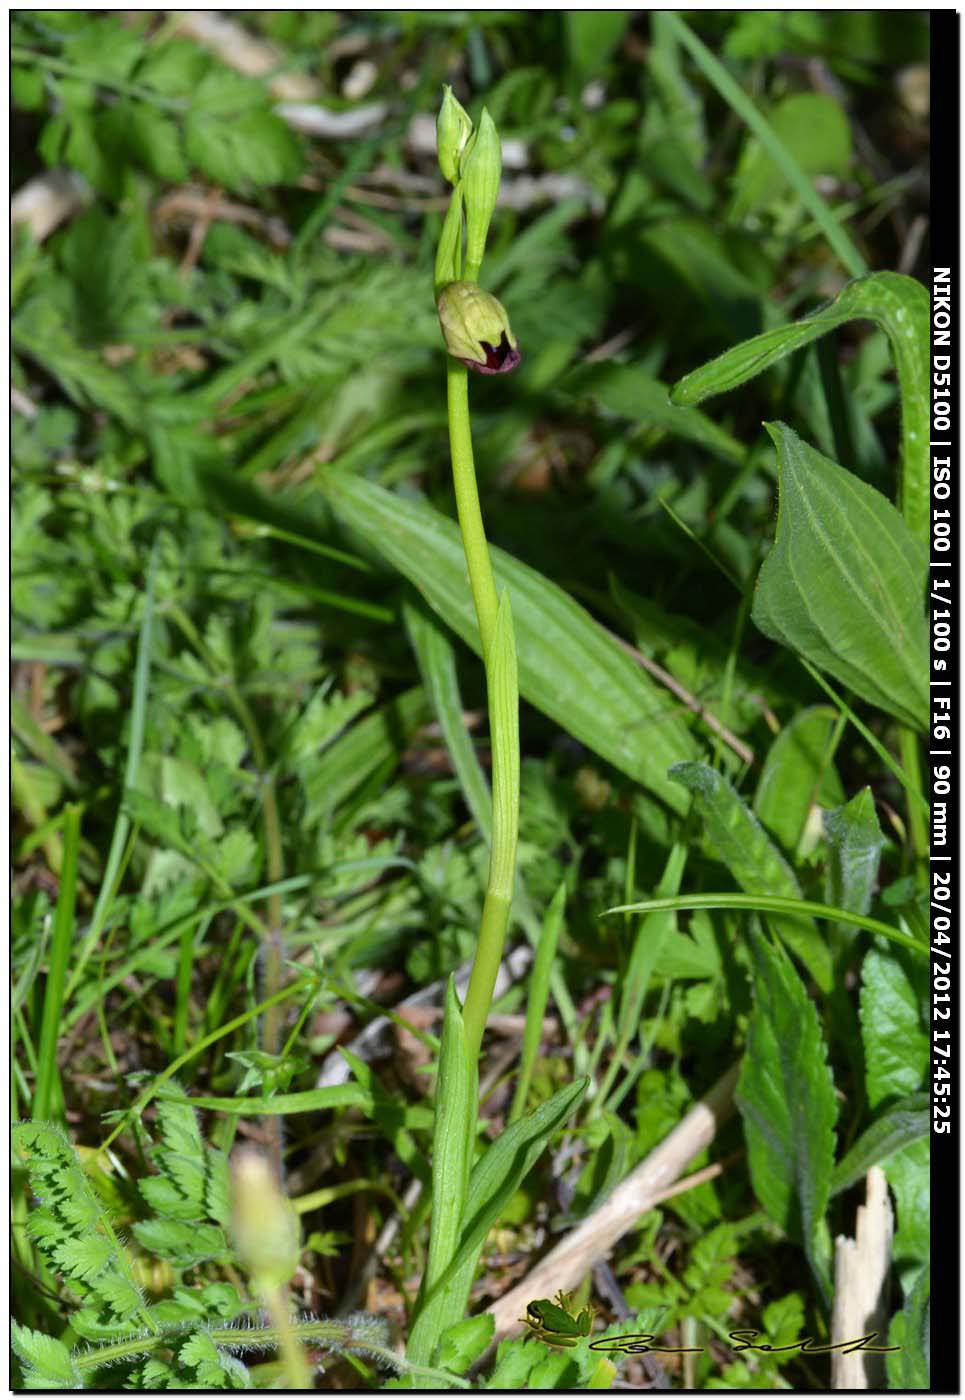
[12,10,930,1391]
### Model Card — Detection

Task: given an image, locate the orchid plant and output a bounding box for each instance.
[403,92,587,1379]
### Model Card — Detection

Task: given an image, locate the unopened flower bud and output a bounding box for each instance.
[437,85,473,184]
[461,108,501,278]
[231,1151,301,1290]
[437,281,521,376]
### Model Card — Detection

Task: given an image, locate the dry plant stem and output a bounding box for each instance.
[610,631,755,766]
[830,1167,894,1390]
[486,1060,741,1338]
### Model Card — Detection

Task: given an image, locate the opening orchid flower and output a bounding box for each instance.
[437,279,521,375]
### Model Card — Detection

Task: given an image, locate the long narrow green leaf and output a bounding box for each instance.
[404,595,493,842]
[406,979,476,1370]
[427,1078,588,1317]
[596,842,687,1113]
[561,363,744,463]
[317,469,696,812]
[831,1094,928,1196]
[509,881,567,1124]
[155,1084,374,1116]
[603,893,925,958]
[669,761,833,991]
[32,805,81,1121]
[736,930,837,1304]
[670,273,928,541]
[11,694,79,791]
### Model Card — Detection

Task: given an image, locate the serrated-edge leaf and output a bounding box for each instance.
[12,1323,80,1387]
[670,760,832,991]
[434,1309,496,1374]
[886,1267,930,1389]
[735,930,837,1302]
[131,1217,229,1265]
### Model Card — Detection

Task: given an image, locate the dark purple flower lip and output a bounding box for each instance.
[459,333,522,375]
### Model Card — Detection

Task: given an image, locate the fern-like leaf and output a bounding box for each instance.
[12,1322,82,1390]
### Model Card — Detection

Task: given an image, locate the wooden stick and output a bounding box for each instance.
[486,1060,741,1338]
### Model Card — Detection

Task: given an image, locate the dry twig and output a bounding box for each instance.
[485,1060,741,1339]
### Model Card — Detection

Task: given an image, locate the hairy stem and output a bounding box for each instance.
[70,1316,468,1388]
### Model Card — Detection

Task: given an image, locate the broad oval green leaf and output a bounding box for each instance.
[751,423,928,731]
[669,759,832,991]
[730,92,851,219]
[736,930,837,1303]
[670,273,928,540]
[318,468,697,812]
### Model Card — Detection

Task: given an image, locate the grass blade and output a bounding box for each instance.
[662,13,867,280]
[404,594,492,842]
[32,804,81,1121]
[509,880,567,1124]
[603,893,926,958]
[65,541,158,1002]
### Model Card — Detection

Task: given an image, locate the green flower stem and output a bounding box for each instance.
[462,891,513,1066]
[446,360,499,659]
[262,1283,311,1391]
[445,359,520,1066]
